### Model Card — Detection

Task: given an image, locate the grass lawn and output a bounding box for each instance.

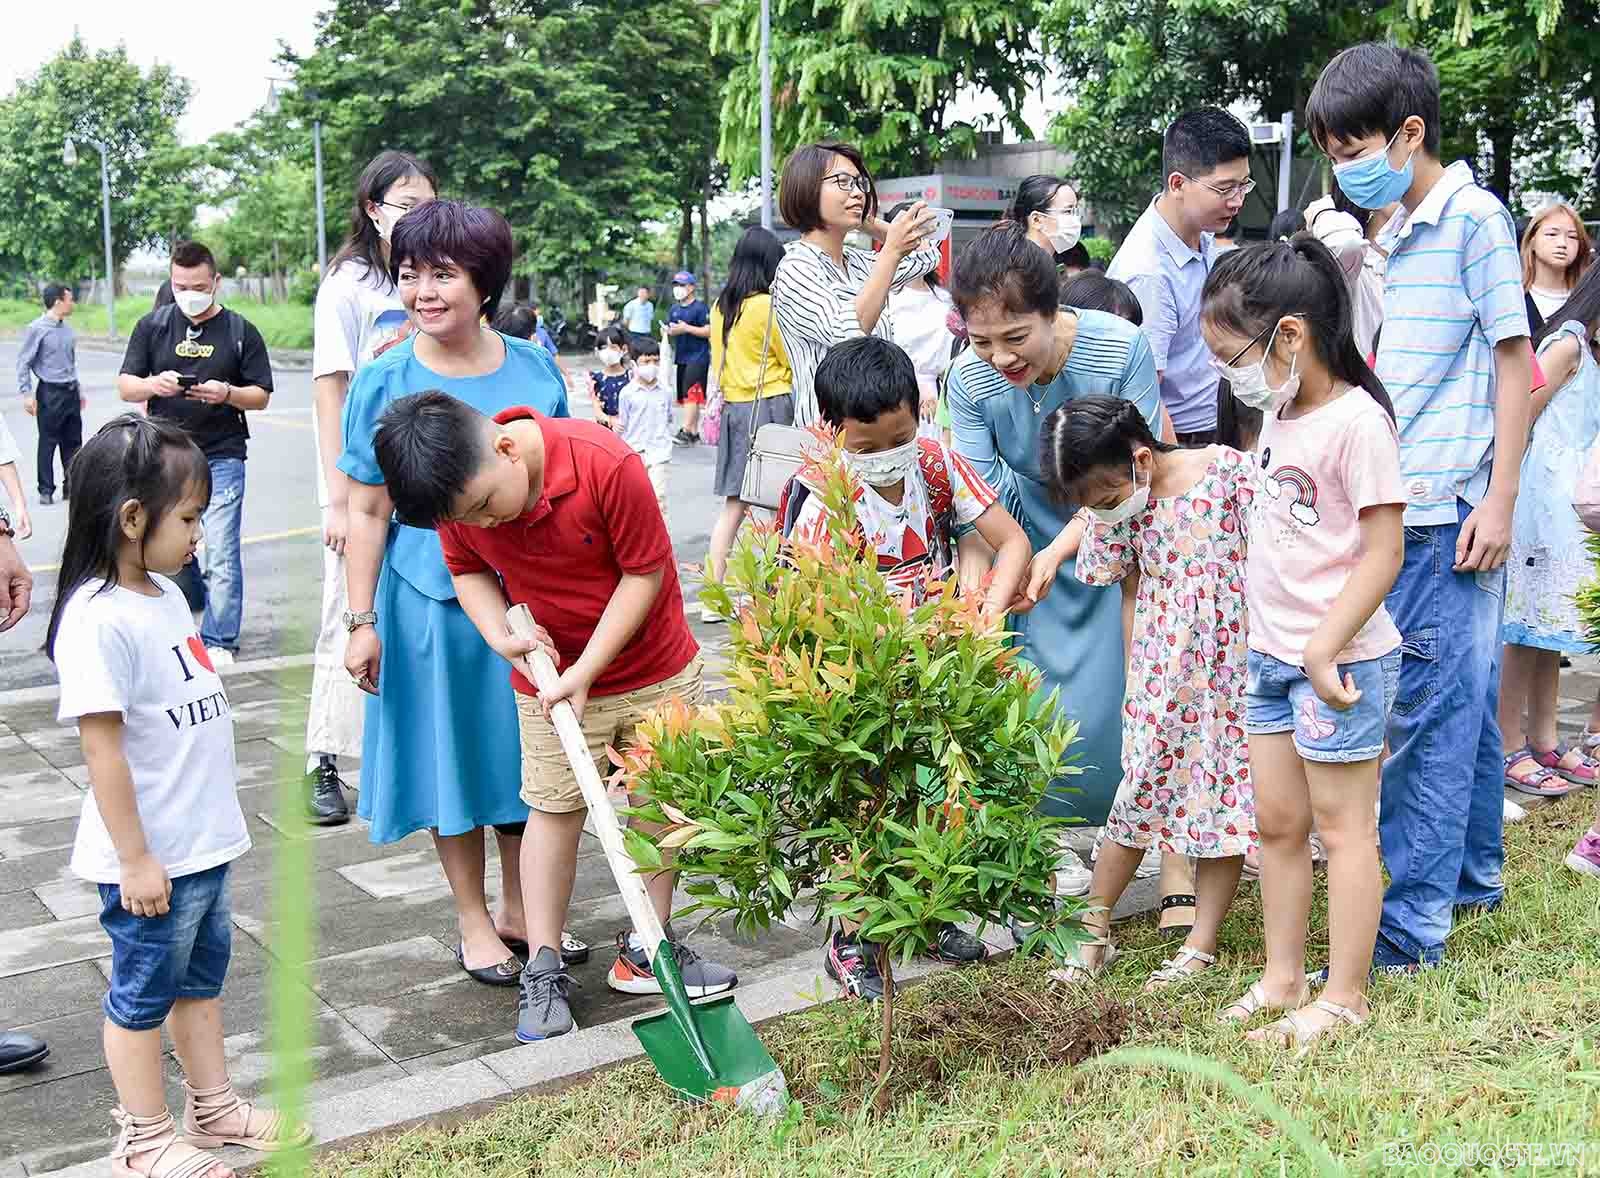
[0,297,314,350]
[310,795,1600,1176]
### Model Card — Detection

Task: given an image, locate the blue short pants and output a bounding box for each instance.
[1246,649,1401,764]
[98,861,233,1031]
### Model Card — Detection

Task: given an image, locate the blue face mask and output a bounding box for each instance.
[1332,126,1416,210]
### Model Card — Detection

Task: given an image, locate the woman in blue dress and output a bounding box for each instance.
[946,224,1164,829]
[340,200,570,984]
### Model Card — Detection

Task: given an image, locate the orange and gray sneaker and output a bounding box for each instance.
[607,931,738,997]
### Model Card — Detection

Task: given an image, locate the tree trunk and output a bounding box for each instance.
[677,202,694,272]
[874,945,894,1115]
[1486,122,1515,208]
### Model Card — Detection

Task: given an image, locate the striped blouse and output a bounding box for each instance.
[770,238,943,427]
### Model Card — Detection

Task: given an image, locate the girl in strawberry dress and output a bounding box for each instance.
[1035,395,1256,993]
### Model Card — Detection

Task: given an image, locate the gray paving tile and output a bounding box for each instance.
[1,1007,108,1094]
[0,767,85,823]
[0,743,58,778]
[0,914,108,979]
[307,934,462,1008]
[0,1066,121,1173]
[337,845,500,899]
[0,889,50,933]
[0,961,105,1027]
[16,723,87,770]
[32,878,101,921]
[227,867,372,923]
[216,1007,395,1095]
[0,847,85,896]
[340,975,518,1062]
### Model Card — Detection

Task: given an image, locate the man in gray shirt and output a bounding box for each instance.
[17,283,84,505]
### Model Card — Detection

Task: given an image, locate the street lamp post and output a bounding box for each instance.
[62,136,117,339]
[697,0,773,230]
[267,80,328,277]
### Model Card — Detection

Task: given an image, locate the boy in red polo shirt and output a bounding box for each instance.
[372,391,736,1044]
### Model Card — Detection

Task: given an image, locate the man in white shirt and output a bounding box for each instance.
[621,285,656,347]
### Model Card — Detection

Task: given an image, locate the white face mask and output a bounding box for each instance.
[1045,210,1082,254]
[1087,459,1150,525]
[672,285,691,301]
[1218,321,1301,412]
[174,286,215,319]
[372,204,406,243]
[634,362,659,383]
[845,439,918,488]
[597,347,623,367]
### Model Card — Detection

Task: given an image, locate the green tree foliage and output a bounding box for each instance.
[0,36,198,286]
[627,436,1085,1094]
[709,0,1047,183]
[280,0,723,292]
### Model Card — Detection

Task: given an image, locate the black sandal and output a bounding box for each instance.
[456,943,522,986]
[1158,893,1196,939]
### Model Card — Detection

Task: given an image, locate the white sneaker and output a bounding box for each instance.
[1134,845,1163,879]
[699,602,727,624]
[1503,797,1527,824]
[206,647,235,670]
[1052,850,1093,897]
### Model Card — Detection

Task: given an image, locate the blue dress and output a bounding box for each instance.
[338,333,570,842]
[1503,320,1600,654]
[946,309,1163,823]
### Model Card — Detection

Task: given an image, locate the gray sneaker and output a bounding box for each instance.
[516,946,576,1042]
[607,932,738,997]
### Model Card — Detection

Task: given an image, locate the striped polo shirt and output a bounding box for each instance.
[1374,160,1528,527]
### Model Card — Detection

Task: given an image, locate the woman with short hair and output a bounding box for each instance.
[770,141,942,426]
[340,200,573,986]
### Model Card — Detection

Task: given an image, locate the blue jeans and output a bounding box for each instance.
[1378,500,1506,968]
[98,863,232,1031]
[199,457,245,651]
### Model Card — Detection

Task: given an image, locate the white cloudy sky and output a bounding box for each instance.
[2,2,328,144]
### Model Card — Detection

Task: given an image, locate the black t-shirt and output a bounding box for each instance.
[120,306,274,461]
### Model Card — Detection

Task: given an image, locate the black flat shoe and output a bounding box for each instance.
[456,943,522,986]
[0,1031,48,1074]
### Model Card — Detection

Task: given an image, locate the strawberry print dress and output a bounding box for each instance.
[1074,447,1257,859]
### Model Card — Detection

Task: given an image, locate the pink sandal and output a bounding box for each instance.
[110,1107,230,1178]
[1504,747,1574,797]
[181,1080,311,1152]
[1530,744,1600,787]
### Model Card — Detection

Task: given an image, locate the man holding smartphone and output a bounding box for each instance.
[117,240,274,667]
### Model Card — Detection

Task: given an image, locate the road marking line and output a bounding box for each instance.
[27,526,320,575]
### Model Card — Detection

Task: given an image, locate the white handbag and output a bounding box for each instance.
[739,298,814,509]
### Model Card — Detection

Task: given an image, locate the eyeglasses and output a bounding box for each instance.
[1183,175,1256,201]
[822,171,870,195]
[1221,321,1274,367]
[378,200,422,213]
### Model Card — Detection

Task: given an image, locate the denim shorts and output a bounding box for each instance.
[1246,649,1401,764]
[98,862,232,1031]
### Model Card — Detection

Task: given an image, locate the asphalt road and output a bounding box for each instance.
[0,340,725,690]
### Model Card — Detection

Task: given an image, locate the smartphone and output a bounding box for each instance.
[177,375,199,390]
[925,207,955,248]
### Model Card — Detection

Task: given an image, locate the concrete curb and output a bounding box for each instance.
[36,926,1014,1177]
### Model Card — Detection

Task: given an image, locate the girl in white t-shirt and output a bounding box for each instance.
[1201,235,1405,1050]
[47,415,307,1178]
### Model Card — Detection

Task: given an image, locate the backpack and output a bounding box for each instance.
[777,437,958,575]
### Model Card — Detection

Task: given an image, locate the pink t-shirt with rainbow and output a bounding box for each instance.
[1247,389,1406,666]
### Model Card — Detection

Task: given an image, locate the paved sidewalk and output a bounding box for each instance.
[3,651,1594,1174]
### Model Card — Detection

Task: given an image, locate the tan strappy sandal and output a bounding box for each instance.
[181,1080,312,1152]
[1047,938,1119,985]
[110,1107,230,1178]
[1143,946,1216,992]
[1216,976,1311,1023]
[1252,997,1369,1052]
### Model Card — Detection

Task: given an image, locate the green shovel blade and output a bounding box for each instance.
[632,940,787,1113]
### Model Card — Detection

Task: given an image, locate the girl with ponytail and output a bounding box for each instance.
[1035,394,1257,994]
[1201,234,1405,1048]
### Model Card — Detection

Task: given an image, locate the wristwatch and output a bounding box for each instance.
[0,503,12,539]
[343,610,377,632]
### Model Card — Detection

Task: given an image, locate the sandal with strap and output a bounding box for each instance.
[1530,744,1600,788]
[1144,946,1216,992]
[1217,976,1310,1024]
[1047,939,1118,985]
[1252,997,1368,1052]
[1504,746,1573,798]
[111,1108,230,1178]
[181,1080,312,1152]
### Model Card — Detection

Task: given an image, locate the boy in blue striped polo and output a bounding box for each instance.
[1306,44,1532,975]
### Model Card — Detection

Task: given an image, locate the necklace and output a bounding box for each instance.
[1024,322,1073,414]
